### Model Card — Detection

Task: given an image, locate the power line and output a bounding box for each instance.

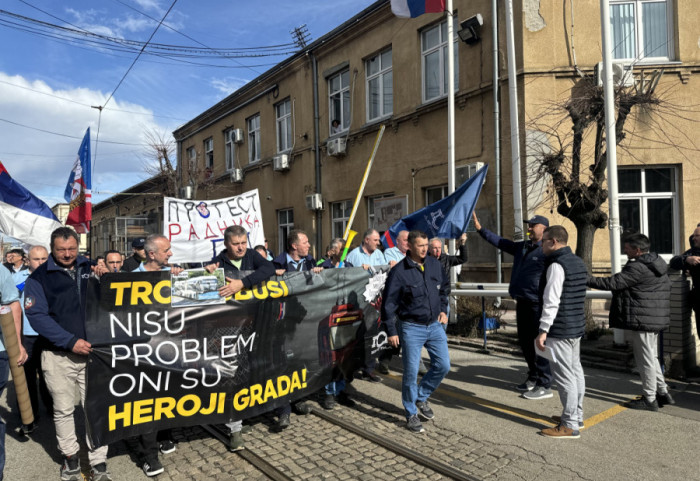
[0,118,147,146]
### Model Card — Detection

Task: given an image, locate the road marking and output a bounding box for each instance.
[381,372,628,428]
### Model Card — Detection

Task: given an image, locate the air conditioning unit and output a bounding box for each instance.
[230,168,243,183]
[273,154,290,172]
[305,193,323,211]
[595,62,634,87]
[233,128,244,144]
[326,137,347,157]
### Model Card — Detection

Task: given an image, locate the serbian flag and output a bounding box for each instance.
[391,0,445,18]
[0,161,63,247]
[64,128,92,233]
[383,164,488,248]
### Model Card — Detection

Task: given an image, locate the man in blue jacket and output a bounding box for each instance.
[472,212,553,400]
[24,227,111,481]
[381,230,450,433]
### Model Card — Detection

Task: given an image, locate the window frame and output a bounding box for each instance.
[276,98,292,153]
[421,18,459,103]
[224,129,235,172]
[425,185,448,207]
[330,200,352,240]
[609,0,674,62]
[617,166,679,260]
[203,137,214,169]
[328,69,350,135]
[247,114,261,164]
[277,208,294,254]
[366,48,393,122]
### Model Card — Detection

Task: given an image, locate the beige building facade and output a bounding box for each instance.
[97,0,698,278]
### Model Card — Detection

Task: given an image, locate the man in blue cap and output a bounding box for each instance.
[472,212,553,400]
[122,238,146,272]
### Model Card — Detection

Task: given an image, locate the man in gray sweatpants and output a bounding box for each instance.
[535,226,587,439]
[588,233,673,411]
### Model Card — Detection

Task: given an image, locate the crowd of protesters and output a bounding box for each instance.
[0,218,697,479]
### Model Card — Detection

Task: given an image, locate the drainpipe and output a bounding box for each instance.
[492,0,502,286]
[309,51,322,254]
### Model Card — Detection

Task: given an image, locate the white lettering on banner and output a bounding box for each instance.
[163,189,265,263]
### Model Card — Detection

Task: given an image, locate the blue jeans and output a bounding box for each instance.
[324,380,346,396]
[0,351,9,480]
[399,321,450,419]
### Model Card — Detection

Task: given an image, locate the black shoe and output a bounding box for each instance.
[90,462,112,481]
[362,371,383,383]
[406,414,425,433]
[337,391,356,408]
[320,393,336,410]
[16,421,37,436]
[656,392,675,407]
[277,413,290,429]
[516,380,536,392]
[416,400,434,420]
[142,457,164,477]
[294,401,312,415]
[60,455,81,481]
[159,439,176,454]
[627,396,659,411]
[376,362,390,375]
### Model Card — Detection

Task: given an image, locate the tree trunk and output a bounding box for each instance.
[574,222,597,332]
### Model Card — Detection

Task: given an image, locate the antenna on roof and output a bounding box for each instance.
[291,25,310,49]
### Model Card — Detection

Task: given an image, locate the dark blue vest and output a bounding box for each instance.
[539,246,587,339]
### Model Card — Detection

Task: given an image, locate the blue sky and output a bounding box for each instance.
[0,0,377,207]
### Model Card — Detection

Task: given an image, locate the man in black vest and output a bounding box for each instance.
[588,233,673,411]
[535,225,587,439]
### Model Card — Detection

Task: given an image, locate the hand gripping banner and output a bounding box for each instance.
[84,267,390,446]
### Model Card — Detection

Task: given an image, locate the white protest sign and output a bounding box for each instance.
[164,189,265,263]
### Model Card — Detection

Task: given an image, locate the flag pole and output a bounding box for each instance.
[446,0,458,321]
[342,125,386,242]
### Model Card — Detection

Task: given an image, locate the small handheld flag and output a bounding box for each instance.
[64,128,92,233]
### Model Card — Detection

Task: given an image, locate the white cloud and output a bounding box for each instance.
[210,77,249,97]
[0,72,172,207]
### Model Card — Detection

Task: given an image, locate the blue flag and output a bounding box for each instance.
[383,165,488,248]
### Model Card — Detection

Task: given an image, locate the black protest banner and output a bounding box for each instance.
[84,267,389,446]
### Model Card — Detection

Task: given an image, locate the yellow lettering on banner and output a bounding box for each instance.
[249,384,263,407]
[153,280,171,304]
[110,282,132,306]
[109,402,132,431]
[234,389,250,410]
[277,375,290,396]
[177,394,201,417]
[131,281,153,305]
[200,393,221,415]
[154,397,176,420]
[234,280,289,301]
[263,379,276,400]
[133,399,154,424]
[290,370,302,391]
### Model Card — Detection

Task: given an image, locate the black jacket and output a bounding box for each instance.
[588,253,670,332]
[434,243,468,277]
[670,246,700,295]
[211,249,275,289]
[272,252,317,272]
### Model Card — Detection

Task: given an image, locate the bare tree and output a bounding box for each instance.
[527,70,670,269]
[143,128,216,198]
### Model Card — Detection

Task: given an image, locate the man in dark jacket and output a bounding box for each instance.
[122,237,146,272]
[24,227,111,481]
[536,226,587,439]
[588,233,673,411]
[382,230,450,433]
[428,233,468,277]
[472,212,553,399]
[670,225,700,335]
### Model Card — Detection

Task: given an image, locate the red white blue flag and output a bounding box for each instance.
[64,128,92,233]
[391,0,445,18]
[0,161,63,246]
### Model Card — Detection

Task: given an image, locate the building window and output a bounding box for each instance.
[331,200,352,239]
[422,19,459,103]
[247,114,261,163]
[425,185,448,206]
[618,166,678,257]
[366,49,393,121]
[367,193,394,230]
[186,146,196,171]
[224,129,235,172]
[610,1,672,61]
[204,138,213,169]
[276,99,292,153]
[277,208,294,254]
[329,69,350,135]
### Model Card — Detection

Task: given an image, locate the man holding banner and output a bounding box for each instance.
[24,227,111,481]
[381,230,450,433]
